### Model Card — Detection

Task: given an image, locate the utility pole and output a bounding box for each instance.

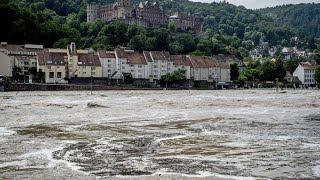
[91,76,93,95]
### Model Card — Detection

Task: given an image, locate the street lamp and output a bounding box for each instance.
[253,76,255,88]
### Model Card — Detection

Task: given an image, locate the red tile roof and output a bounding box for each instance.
[300,62,315,70]
[150,51,170,60]
[188,56,216,68]
[170,55,191,66]
[77,54,101,66]
[98,49,116,58]
[127,52,147,65]
[0,44,43,52]
[38,52,67,66]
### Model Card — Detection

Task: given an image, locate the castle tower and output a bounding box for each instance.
[116,0,132,19]
[87,2,100,22]
[118,0,130,6]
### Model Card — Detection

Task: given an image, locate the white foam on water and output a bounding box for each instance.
[313,164,320,177]
[16,142,89,175]
[154,155,220,162]
[301,143,320,149]
[0,160,27,168]
[155,135,188,143]
[0,127,16,136]
[118,171,259,180]
[222,141,249,148]
[0,127,16,142]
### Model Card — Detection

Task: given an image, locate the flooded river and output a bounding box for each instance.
[0,90,320,179]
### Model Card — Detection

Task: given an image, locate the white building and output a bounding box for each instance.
[149,51,172,80]
[0,42,43,82]
[293,62,316,87]
[170,55,191,79]
[98,49,117,78]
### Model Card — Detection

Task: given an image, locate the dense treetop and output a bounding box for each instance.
[1,0,319,58]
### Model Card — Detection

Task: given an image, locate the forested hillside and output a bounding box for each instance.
[1,0,319,59]
[258,3,320,38]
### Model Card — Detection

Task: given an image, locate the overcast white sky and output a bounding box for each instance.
[190,0,320,9]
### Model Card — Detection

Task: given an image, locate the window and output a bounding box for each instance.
[138,65,142,68]
[154,70,158,73]
[162,60,166,63]
[131,69,134,72]
[130,64,134,67]
[24,62,29,65]
[154,60,158,64]
[162,65,166,68]
[162,70,166,72]
[57,72,62,78]
[91,67,96,70]
[108,69,111,72]
[24,67,28,71]
[108,60,111,63]
[49,72,54,78]
[122,66,125,69]
[138,70,142,73]
[91,72,96,76]
[138,75,143,78]
[154,65,158,68]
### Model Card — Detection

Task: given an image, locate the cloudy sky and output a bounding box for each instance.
[190,0,320,9]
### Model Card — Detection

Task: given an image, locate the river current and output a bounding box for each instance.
[0,90,320,179]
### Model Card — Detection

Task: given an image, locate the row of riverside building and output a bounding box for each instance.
[0,42,235,85]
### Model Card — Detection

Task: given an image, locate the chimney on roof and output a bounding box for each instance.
[70,42,76,53]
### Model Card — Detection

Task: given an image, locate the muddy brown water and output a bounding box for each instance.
[0,90,320,179]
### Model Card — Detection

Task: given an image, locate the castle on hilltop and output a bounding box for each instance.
[87,0,203,35]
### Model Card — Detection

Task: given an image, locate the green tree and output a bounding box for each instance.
[161,69,187,87]
[260,61,276,81]
[230,63,239,81]
[168,21,176,32]
[274,57,286,80]
[28,67,38,76]
[314,65,320,85]
[238,47,249,58]
[128,34,147,51]
[284,59,299,74]
[12,66,22,82]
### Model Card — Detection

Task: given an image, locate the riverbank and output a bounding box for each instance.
[5,83,169,91]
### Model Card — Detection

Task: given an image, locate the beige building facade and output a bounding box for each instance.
[0,42,43,79]
[0,51,13,77]
[37,51,68,84]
